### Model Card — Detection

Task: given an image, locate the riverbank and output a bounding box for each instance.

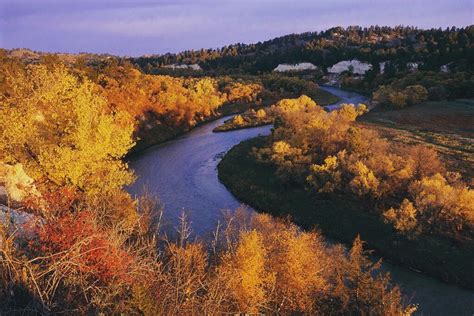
[213,119,272,133]
[217,137,474,290]
[213,87,347,133]
[127,101,265,157]
[129,86,340,155]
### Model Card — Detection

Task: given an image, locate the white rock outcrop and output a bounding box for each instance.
[188,64,202,71]
[0,163,40,202]
[273,62,318,72]
[407,62,422,72]
[440,63,451,73]
[327,60,372,75]
[163,63,202,71]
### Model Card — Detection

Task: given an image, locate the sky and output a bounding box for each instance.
[0,0,472,57]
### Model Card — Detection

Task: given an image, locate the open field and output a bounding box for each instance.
[360,99,474,181]
[360,99,474,136]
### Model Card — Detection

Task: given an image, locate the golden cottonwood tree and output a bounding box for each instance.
[0,64,135,205]
[349,161,380,197]
[257,94,473,239]
[307,155,342,193]
[218,230,275,313]
[409,174,474,233]
[383,199,418,232]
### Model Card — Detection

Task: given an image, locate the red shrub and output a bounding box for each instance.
[24,186,81,217]
[34,211,133,285]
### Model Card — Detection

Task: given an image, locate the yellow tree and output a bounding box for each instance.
[271,230,329,313]
[410,174,474,233]
[0,64,135,208]
[218,230,274,313]
[255,108,266,119]
[349,161,380,198]
[232,115,245,126]
[307,155,342,193]
[383,199,418,232]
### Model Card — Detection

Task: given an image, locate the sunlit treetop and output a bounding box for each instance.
[0,64,135,206]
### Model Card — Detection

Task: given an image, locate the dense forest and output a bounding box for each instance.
[131,26,474,74]
[1,25,473,314]
[130,25,474,106]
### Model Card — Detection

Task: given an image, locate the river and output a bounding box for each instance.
[129,86,474,315]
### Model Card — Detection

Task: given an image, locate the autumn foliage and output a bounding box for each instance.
[32,211,133,285]
[90,61,262,150]
[255,95,474,239]
[0,63,135,203]
[0,54,412,314]
[1,199,416,314]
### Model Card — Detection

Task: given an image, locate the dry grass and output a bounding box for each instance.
[359,99,474,181]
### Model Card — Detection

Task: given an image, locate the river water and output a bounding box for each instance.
[129,87,474,315]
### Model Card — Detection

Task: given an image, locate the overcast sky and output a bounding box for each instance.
[0,0,472,56]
